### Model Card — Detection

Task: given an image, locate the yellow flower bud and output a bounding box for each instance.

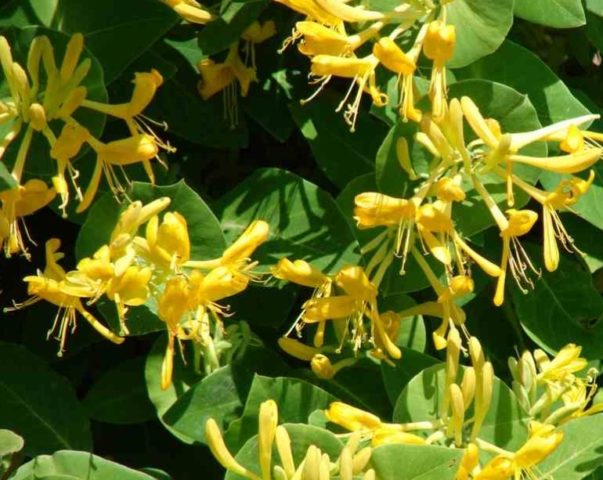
[474,455,513,480]
[97,134,158,165]
[158,276,190,330]
[353,192,415,228]
[423,21,456,65]
[371,428,426,447]
[278,337,320,361]
[28,103,46,131]
[259,400,278,480]
[272,258,327,288]
[436,177,466,203]
[302,296,359,322]
[325,402,381,431]
[275,426,295,478]
[297,21,352,56]
[60,32,84,82]
[311,354,335,379]
[311,55,375,78]
[146,212,191,267]
[51,123,89,161]
[373,37,415,76]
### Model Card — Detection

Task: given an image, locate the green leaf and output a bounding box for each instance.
[587,0,603,16]
[0,429,24,457]
[224,375,336,452]
[0,342,91,456]
[145,335,203,444]
[162,366,246,444]
[514,0,586,28]
[83,357,155,425]
[57,0,178,83]
[455,40,591,125]
[393,364,528,450]
[381,348,439,406]
[215,168,361,274]
[536,415,603,479]
[370,444,463,480]
[447,0,514,68]
[561,215,603,272]
[0,0,59,28]
[11,450,156,480]
[76,181,226,335]
[225,424,343,480]
[510,246,603,358]
[290,94,387,188]
[197,0,268,56]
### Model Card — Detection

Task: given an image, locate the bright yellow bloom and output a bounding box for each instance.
[0,179,56,257]
[162,0,214,24]
[423,21,455,120]
[143,212,191,269]
[325,402,382,431]
[272,258,328,288]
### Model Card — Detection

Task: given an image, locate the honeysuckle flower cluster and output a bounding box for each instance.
[317,334,590,480]
[509,343,603,426]
[197,20,276,127]
[353,98,601,350]
[275,0,456,129]
[206,399,376,480]
[273,259,404,372]
[0,32,172,257]
[8,197,269,389]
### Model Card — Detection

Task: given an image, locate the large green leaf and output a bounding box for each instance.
[76,181,226,335]
[57,0,178,83]
[393,364,528,450]
[83,357,155,425]
[11,450,156,480]
[0,342,91,456]
[587,0,603,16]
[290,94,387,188]
[214,168,361,274]
[0,430,23,458]
[225,424,343,480]
[510,246,603,359]
[381,348,439,406]
[162,366,247,444]
[514,0,586,28]
[370,444,463,480]
[145,335,203,444]
[455,40,590,125]
[224,375,336,452]
[536,415,603,479]
[447,0,514,68]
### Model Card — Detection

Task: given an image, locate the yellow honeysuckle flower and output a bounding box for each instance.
[373,37,422,122]
[423,21,455,121]
[536,344,587,382]
[494,209,539,306]
[297,21,379,57]
[0,179,56,257]
[7,239,123,354]
[278,337,321,361]
[105,265,152,334]
[474,456,514,480]
[221,220,269,267]
[201,265,250,303]
[142,212,191,269]
[78,133,160,212]
[308,54,386,131]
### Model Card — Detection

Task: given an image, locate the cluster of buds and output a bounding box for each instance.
[354,97,601,348]
[276,0,455,129]
[197,21,276,127]
[509,343,603,426]
[206,399,376,480]
[0,32,173,257]
[320,336,568,480]
[8,198,269,389]
[273,259,406,374]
